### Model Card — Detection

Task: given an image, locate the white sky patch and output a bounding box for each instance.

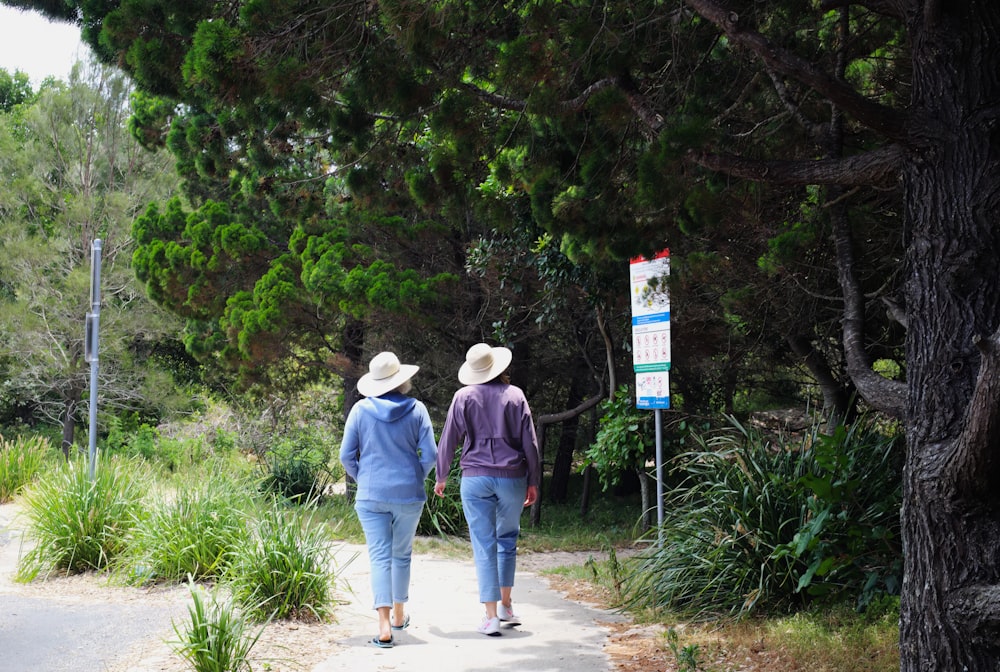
[0,5,92,85]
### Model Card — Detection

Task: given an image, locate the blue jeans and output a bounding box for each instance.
[460,476,527,603]
[355,500,425,609]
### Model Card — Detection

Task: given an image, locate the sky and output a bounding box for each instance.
[0,5,92,86]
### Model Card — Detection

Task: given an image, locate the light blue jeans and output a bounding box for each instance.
[354,500,425,609]
[460,476,527,603]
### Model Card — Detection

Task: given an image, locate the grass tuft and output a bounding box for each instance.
[227,502,338,621]
[171,580,266,672]
[0,434,52,503]
[16,455,147,580]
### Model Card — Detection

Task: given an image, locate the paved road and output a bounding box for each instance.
[1,502,626,672]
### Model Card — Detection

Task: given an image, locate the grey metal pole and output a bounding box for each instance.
[655,407,664,544]
[87,239,102,481]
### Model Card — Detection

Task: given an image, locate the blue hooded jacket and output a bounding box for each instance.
[339,392,438,503]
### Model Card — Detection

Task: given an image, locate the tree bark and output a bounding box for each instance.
[898,3,1000,668]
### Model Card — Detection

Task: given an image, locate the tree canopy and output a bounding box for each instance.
[5,1,1000,668]
[0,60,189,451]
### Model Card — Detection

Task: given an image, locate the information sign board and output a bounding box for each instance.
[630,250,670,409]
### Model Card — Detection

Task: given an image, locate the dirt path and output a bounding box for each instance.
[1,502,642,672]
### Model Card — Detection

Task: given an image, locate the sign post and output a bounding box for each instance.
[629,249,670,538]
[86,239,102,480]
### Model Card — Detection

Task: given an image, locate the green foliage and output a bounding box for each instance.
[121,476,254,584]
[666,628,705,672]
[773,421,903,609]
[227,504,336,622]
[17,456,148,580]
[257,428,337,503]
[419,454,466,537]
[581,388,654,491]
[0,434,51,503]
[105,416,226,474]
[620,416,902,617]
[171,582,265,672]
[873,358,902,380]
[0,68,34,112]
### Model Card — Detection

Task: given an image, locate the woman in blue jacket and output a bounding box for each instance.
[340,351,438,648]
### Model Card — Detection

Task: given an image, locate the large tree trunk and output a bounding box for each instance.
[900,5,1000,669]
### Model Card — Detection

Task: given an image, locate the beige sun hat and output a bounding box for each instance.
[458,343,513,385]
[357,352,419,397]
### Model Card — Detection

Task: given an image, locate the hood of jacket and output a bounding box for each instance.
[362,391,417,422]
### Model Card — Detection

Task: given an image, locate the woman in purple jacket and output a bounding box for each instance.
[340,351,438,648]
[434,343,541,636]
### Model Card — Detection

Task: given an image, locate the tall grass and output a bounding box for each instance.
[419,458,466,537]
[171,582,266,672]
[620,416,902,617]
[16,455,147,580]
[0,434,52,503]
[121,474,255,584]
[227,503,337,621]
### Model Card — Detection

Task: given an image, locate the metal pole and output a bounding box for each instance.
[655,407,664,544]
[88,239,102,480]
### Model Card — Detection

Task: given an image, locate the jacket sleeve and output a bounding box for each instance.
[339,405,361,481]
[519,395,541,487]
[414,401,438,480]
[436,392,465,483]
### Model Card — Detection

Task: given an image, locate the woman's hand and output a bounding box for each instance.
[433,481,446,497]
[524,485,538,506]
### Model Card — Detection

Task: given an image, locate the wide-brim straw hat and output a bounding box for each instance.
[458,343,513,385]
[357,352,419,397]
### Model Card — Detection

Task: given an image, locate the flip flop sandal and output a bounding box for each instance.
[370,635,394,649]
[391,614,410,631]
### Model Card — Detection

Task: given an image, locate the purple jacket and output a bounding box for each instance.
[436,380,541,487]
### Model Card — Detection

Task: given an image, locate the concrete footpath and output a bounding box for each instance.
[315,545,626,672]
[1,500,627,672]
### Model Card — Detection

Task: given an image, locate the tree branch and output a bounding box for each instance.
[688,144,905,187]
[951,329,1000,497]
[683,0,909,141]
[764,66,828,141]
[818,0,906,19]
[830,186,907,418]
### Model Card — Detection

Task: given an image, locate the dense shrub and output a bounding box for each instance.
[621,416,902,617]
[580,388,654,491]
[257,428,339,502]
